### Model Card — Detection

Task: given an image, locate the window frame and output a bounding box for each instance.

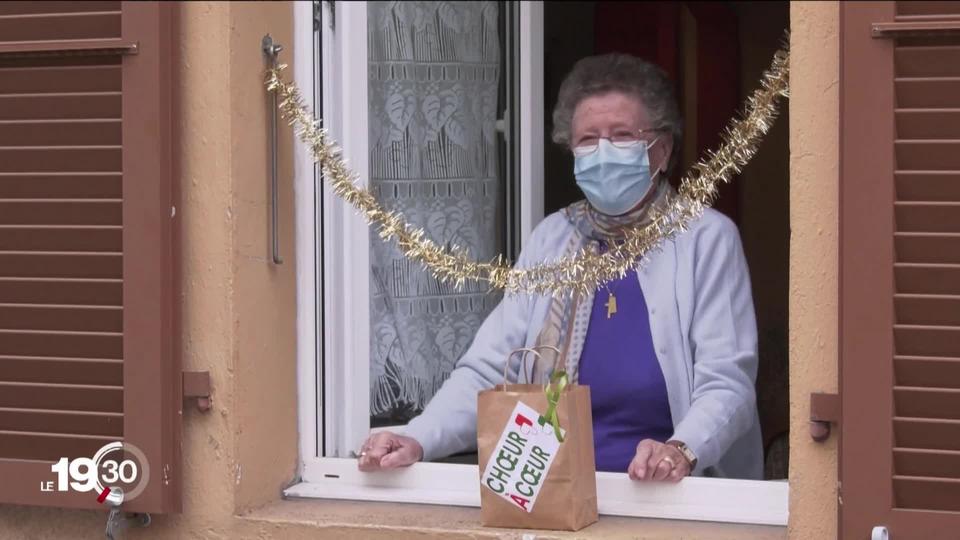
[290,0,789,527]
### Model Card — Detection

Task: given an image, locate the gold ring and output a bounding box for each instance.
[660,456,677,469]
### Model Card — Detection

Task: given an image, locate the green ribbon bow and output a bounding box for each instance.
[539,370,569,443]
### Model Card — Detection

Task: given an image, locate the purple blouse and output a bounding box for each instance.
[578,267,674,473]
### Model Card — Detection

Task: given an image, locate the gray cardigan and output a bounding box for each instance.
[403,208,763,479]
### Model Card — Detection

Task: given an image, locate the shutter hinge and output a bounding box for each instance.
[810,392,840,442]
[183,371,212,412]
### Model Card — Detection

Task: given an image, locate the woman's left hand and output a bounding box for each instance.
[627,439,691,482]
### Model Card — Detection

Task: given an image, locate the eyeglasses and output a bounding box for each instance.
[572,127,666,157]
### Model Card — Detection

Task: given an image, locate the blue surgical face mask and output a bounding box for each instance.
[573,138,661,216]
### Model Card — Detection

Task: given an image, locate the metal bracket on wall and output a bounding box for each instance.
[262,33,284,265]
[104,490,151,540]
[809,392,840,442]
[183,371,212,412]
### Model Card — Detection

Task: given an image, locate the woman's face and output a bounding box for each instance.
[570,91,673,181]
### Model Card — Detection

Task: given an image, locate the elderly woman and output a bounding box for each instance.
[359,53,762,481]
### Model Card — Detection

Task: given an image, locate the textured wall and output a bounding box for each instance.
[788,2,840,539]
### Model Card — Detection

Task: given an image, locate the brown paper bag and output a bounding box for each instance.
[477,347,598,531]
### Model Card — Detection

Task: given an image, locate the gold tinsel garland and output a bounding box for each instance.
[266,46,789,296]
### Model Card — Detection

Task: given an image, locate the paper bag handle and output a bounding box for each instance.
[501,345,562,386]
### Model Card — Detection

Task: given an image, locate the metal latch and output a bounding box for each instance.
[183,371,212,412]
[810,392,840,442]
[104,489,151,540]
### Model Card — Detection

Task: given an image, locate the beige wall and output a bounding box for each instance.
[788,1,840,539]
[0,1,842,538]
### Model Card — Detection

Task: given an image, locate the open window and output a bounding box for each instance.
[288,0,789,526]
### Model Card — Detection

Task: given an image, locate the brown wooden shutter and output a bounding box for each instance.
[0,1,180,513]
[841,1,960,537]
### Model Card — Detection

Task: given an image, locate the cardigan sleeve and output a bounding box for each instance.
[402,215,559,461]
[669,214,759,474]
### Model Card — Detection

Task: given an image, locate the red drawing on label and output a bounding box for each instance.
[515,413,534,435]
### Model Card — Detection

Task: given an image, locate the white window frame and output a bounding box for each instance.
[290,1,788,527]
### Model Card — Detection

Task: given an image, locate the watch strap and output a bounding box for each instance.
[666,439,698,468]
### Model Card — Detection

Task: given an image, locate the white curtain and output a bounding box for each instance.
[366,1,504,425]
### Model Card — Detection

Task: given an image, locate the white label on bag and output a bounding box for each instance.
[481,401,565,513]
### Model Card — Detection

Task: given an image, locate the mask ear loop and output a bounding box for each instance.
[645,136,667,178]
[647,135,674,178]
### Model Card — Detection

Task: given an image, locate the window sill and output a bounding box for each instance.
[241,498,787,540]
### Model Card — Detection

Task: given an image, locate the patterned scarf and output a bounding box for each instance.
[531,181,673,383]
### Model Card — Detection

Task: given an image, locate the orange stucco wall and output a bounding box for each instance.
[0,1,841,538]
[788,1,840,539]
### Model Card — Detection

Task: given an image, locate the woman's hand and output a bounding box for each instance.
[627,439,691,482]
[356,431,424,471]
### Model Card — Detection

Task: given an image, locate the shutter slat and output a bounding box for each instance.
[0,382,121,412]
[896,172,960,201]
[0,330,121,359]
[894,294,960,324]
[896,233,960,263]
[0,120,120,146]
[896,141,960,170]
[896,78,960,108]
[0,277,120,305]
[895,325,960,357]
[0,226,120,251]
[894,448,960,479]
[0,147,120,173]
[895,202,960,232]
[0,65,120,94]
[0,173,121,198]
[895,387,960,419]
[0,2,119,16]
[896,356,960,387]
[0,12,121,44]
[897,2,960,17]
[0,409,122,437]
[896,263,960,295]
[0,93,119,119]
[0,202,120,225]
[0,304,121,332]
[896,417,960,451]
[0,356,121,385]
[894,476,960,511]
[896,46,960,77]
[0,253,120,279]
[0,431,113,462]
[897,109,960,138]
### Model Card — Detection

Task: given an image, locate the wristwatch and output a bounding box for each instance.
[666,440,698,469]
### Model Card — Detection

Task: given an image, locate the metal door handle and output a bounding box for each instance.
[262,34,284,265]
